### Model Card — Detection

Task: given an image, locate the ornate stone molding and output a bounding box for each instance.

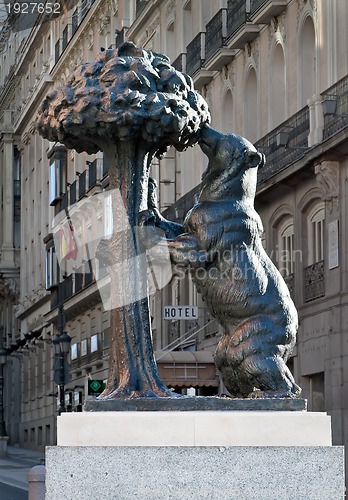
[22,132,31,145]
[110,0,119,16]
[166,0,175,17]
[315,160,339,211]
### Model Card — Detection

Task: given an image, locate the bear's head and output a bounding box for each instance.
[198,125,265,200]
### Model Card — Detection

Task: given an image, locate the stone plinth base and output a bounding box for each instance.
[45,446,344,500]
[57,411,331,447]
[84,396,307,412]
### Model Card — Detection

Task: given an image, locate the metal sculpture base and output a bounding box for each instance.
[84,396,306,412]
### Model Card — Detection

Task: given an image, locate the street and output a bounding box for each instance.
[0,482,27,500]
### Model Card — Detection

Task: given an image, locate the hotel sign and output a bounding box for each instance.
[163,306,199,320]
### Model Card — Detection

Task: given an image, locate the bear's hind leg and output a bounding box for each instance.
[246,354,301,398]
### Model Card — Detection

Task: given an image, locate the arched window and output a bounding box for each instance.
[183,0,193,49]
[300,17,316,106]
[278,217,294,277]
[245,67,258,143]
[166,21,175,62]
[270,44,286,128]
[307,203,325,265]
[222,90,233,134]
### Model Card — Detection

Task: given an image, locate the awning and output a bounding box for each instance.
[155,350,219,388]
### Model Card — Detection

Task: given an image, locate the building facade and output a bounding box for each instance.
[0,0,347,474]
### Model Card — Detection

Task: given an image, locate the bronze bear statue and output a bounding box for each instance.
[140,124,301,398]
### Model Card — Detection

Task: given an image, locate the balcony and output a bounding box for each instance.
[250,0,289,24]
[69,181,77,206]
[304,261,325,302]
[226,0,259,49]
[284,273,294,300]
[55,39,61,63]
[322,73,348,141]
[255,106,310,184]
[186,33,214,89]
[172,53,186,73]
[136,0,148,16]
[115,27,127,48]
[186,33,204,76]
[72,8,78,35]
[78,171,87,199]
[205,9,235,71]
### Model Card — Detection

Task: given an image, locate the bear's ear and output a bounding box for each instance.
[246,150,264,168]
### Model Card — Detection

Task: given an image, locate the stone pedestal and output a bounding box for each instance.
[46,446,344,500]
[45,399,345,499]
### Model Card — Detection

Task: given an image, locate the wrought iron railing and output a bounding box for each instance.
[322,73,348,140]
[78,170,87,199]
[88,161,97,189]
[54,39,60,63]
[186,33,203,76]
[172,53,185,73]
[72,9,78,35]
[69,180,77,206]
[115,27,126,48]
[256,106,310,184]
[227,0,248,39]
[136,0,148,16]
[62,25,68,51]
[284,273,295,299]
[251,0,267,11]
[205,9,225,61]
[304,260,325,302]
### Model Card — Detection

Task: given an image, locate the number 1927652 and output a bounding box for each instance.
[6,2,61,15]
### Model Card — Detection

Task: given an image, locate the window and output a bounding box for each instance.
[81,339,88,357]
[45,246,58,289]
[308,204,325,265]
[49,153,67,206]
[71,343,78,360]
[278,218,294,277]
[91,334,99,353]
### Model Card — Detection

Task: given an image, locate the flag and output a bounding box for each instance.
[60,221,78,261]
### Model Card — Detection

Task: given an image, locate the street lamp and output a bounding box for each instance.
[0,346,8,438]
[53,300,71,414]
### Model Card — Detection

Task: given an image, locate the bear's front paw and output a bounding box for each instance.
[138,209,156,227]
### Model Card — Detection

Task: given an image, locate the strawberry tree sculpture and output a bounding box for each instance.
[36,42,210,399]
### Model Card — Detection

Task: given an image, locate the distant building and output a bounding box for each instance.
[0,1,347,479]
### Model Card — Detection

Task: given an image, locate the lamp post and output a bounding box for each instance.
[0,346,8,438]
[53,299,71,414]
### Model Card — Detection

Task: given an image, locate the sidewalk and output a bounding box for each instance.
[0,445,45,491]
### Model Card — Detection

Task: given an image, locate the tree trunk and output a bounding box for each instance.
[98,142,174,398]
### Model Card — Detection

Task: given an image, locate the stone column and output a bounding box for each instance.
[1,111,15,267]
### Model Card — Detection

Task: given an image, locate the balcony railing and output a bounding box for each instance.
[227,0,248,39]
[78,171,87,199]
[322,73,348,140]
[186,33,203,76]
[256,106,310,184]
[284,273,295,299]
[205,9,225,62]
[136,0,148,16]
[115,27,127,48]
[304,260,325,302]
[69,180,77,206]
[172,53,186,73]
[250,0,288,22]
[72,9,78,35]
[54,39,61,63]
